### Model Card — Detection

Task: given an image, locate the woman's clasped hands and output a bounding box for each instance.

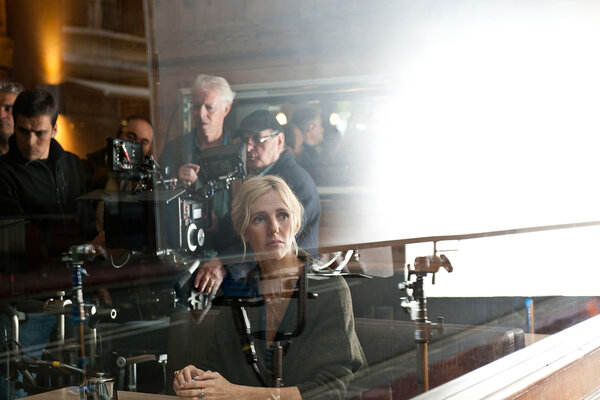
[174,365,241,399]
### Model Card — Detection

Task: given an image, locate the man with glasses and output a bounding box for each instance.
[85,116,154,191]
[118,116,154,157]
[194,110,321,292]
[240,110,320,255]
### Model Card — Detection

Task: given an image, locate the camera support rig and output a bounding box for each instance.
[399,241,453,394]
[61,245,117,371]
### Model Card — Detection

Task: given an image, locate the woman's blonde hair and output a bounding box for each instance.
[231,175,304,256]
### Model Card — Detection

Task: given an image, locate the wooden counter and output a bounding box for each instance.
[23,387,176,399]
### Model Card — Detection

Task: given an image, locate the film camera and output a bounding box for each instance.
[102,138,246,255]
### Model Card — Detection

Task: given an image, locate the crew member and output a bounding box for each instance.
[0,89,86,215]
[85,115,154,191]
[160,74,237,258]
[160,74,235,204]
[283,122,304,160]
[241,110,320,257]
[84,116,155,237]
[0,88,86,399]
[292,106,328,185]
[0,81,23,155]
[194,110,321,293]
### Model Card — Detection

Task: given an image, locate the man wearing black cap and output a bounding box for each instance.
[193,110,321,292]
[239,109,321,250]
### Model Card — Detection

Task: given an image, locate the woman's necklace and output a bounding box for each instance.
[261,274,297,345]
[259,258,302,345]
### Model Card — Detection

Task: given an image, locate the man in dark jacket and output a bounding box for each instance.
[194,109,321,292]
[160,74,236,223]
[84,115,155,191]
[160,73,235,189]
[292,106,345,186]
[0,89,88,400]
[241,110,321,255]
[0,89,86,215]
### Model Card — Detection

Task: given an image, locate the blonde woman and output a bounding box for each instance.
[174,176,365,399]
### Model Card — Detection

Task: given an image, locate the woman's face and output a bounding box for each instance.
[244,190,295,261]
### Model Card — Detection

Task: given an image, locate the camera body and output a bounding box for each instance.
[102,139,245,255]
[106,138,158,192]
[104,189,209,253]
[199,142,246,186]
[108,138,145,172]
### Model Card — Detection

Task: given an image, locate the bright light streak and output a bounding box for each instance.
[329,112,341,126]
[275,112,287,125]
[407,225,600,297]
[367,2,600,242]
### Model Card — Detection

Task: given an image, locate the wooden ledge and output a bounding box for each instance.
[413,314,600,399]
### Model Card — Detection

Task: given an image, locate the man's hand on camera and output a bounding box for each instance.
[194,258,226,293]
[179,163,200,187]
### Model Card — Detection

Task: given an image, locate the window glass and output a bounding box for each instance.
[2,1,600,398]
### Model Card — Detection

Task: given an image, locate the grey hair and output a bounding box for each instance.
[0,82,23,95]
[193,74,235,105]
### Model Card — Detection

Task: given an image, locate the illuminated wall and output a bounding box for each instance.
[5,1,87,155]
[8,0,63,87]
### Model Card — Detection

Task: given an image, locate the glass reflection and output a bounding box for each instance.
[1,0,600,398]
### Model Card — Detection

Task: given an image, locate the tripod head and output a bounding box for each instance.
[399,241,454,327]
